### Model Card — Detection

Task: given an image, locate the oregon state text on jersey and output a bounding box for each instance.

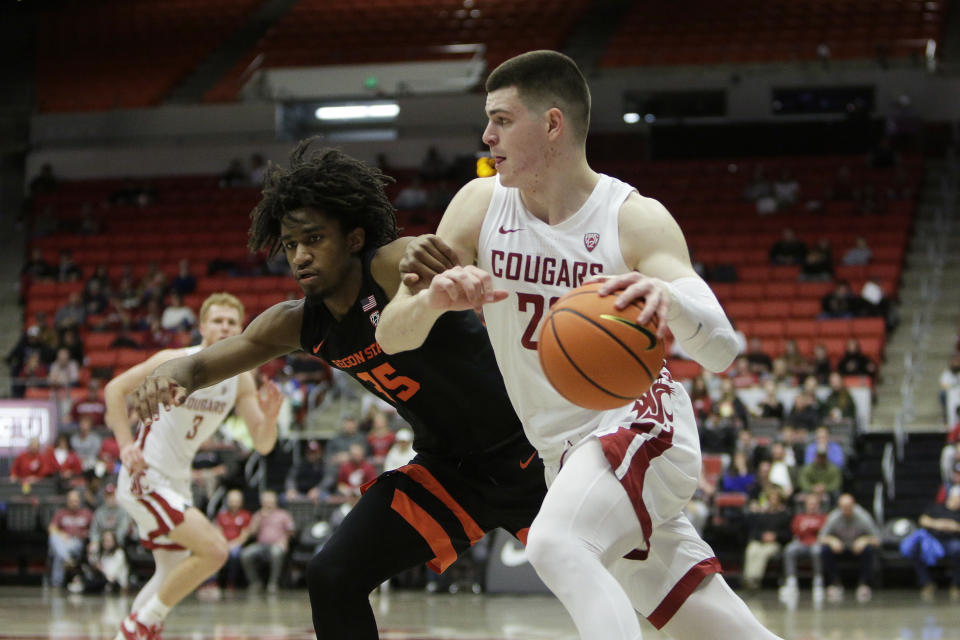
[300,249,524,457]
[137,345,239,479]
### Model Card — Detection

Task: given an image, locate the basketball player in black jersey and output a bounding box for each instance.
[127,140,545,639]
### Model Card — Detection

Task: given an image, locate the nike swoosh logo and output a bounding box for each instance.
[599,314,658,350]
[519,451,537,469]
[498,225,524,234]
[312,341,324,354]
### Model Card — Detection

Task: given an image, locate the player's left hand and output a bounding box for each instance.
[589,272,671,337]
[399,234,461,290]
[257,379,284,421]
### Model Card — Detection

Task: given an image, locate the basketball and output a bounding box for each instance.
[537,281,665,410]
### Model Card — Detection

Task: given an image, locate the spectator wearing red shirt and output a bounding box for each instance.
[48,489,93,588]
[97,436,120,476]
[11,437,52,483]
[366,412,396,466]
[42,434,83,482]
[240,491,294,593]
[336,443,378,498]
[69,381,106,427]
[779,493,828,605]
[215,489,252,589]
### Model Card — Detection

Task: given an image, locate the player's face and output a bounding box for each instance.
[280,208,362,300]
[483,87,549,188]
[199,304,242,346]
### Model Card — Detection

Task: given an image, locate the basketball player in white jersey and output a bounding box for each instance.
[104,293,283,640]
[377,51,783,639]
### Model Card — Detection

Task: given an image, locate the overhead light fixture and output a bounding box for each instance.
[623,112,640,124]
[315,102,400,121]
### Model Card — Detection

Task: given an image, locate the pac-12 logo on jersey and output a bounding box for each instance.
[369,310,380,326]
[584,233,600,252]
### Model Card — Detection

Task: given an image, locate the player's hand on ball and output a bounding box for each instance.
[132,375,187,426]
[120,442,147,474]
[426,266,508,312]
[591,272,670,337]
[399,234,461,290]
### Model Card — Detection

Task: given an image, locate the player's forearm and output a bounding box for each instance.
[664,277,738,373]
[376,288,445,354]
[104,380,137,448]
[248,419,277,456]
[152,355,203,395]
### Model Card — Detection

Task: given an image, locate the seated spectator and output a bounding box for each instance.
[770,228,807,266]
[97,435,120,476]
[798,447,842,504]
[727,355,758,388]
[742,486,792,589]
[170,259,196,296]
[419,145,450,181]
[47,347,79,388]
[904,486,960,601]
[804,425,846,468]
[768,441,795,496]
[721,451,755,493]
[743,165,773,204]
[139,271,168,307]
[21,247,53,281]
[819,494,881,603]
[11,437,52,483]
[190,440,227,511]
[772,168,800,209]
[383,428,416,472]
[13,352,48,398]
[811,343,832,385]
[366,410,396,466]
[83,279,109,315]
[394,177,429,210]
[859,278,893,327]
[284,440,329,503]
[240,491,294,593]
[837,338,878,378]
[29,162,58,195]
[58,328,85,365]
[781,339,810,381]
[337,443,378,498]
[48,489,93,590]
[779,493,828,605]
[788,391,821,431]
[160,292,197,331]
[820,373,857,423]
[88,483,130,551]
[85,265,111,297]
[54,291,86,332]
[842,236,872,266]
[941,440,960,485]
[70,381,106,427]
[820,281,859,319]
[249,153,267,186]
[55,249,83,283]
[220,158,249,187]
[113,273,140,310]
[800,242,834,282]
[716,378,750,426]
[70,415,103,472]
[757,381,785,420]
[84,530,128,593]
[745,338,773,377]
[6,324,53,375]
[937,461,960,503]
[324,416,367,468]
[215,489,252,590]
[34,311,60,352]
[42,433,83,482]
[689,375,713,423]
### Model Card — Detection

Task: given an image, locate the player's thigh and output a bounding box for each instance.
[167,507,227,555]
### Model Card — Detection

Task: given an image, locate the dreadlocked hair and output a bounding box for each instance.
[249,138,398,256]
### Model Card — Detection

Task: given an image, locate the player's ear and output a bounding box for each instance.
[346,227,365,253]
[545,107,564,140]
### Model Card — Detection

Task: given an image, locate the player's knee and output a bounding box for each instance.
[306,548,350,595]
[525,525,575,576]
[203,537,230,568]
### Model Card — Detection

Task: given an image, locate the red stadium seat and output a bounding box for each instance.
[86,350,118,369]
[666,359,703,381]
[757,301,792,319]
[785,320,817,338]
[750,321,785,338]
[790,300,822,318]
[817,320,852,338]
[852,318,885,338]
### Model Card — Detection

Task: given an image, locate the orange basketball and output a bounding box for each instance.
[537,281,665,410]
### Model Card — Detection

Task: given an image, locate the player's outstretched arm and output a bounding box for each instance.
[131,300,304,427]
[234,373,283,455]
[595,195,738,373]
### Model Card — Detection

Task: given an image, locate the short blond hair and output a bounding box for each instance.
[199,292,245,323]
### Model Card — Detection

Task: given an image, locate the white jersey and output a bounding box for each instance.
[136,346,239,479]
[478,174,684,461]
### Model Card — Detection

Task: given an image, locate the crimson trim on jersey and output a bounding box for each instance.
[149,491,185,527]
[389,488,457,573]
[137,423,152,450]
[137,498,170,539]
[646,557,722,629]
[141,539,187,551]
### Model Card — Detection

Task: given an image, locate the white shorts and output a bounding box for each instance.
[117,466,192,551]
[545,371,720,628]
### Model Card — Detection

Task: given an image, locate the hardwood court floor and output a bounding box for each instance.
[1,585,958,639]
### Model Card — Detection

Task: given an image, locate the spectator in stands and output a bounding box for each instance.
[798,447,842,504]
[240,490,294,593]
[419,145,450,181]
[11,437,52,483]
[190,440,228,512]
[742,486,792,589]
[800,241,833,282]
[6,324,53,376]
[842,236,872,266]
[13,352,48,398]
[215,489,252,591]
[780,339,810,382]
[249,153,267,186]
[113,272,140,310]
[337,443,378,498]
[721,451,755,494]
[779,493,828,605]
[366,410,395,466]
[55,249,82,283]
[728,355,758,388]
[324,416,366,469]
[70,381,106,427]
[689,375,713,423]
[780,425,808,466]
[57,328,84,365]
[29,163,58,196]
[811,343,832,384]
[70,415,102,472]
[746,337,773,377]
[35,311,60,352]
[97,433,120,477]
[220,158,249,187]
[820,281,858,319]
[787,391,821,431]
[941,440,960,486]
[47,347,79,388]
[743,165,774,210]
[837,338,878,378]
[828,165,856,201]
[768,441,795,497]
[42,433,83,482]
[938,460,960,503]
[21,247,53,281]
[772,168,800,209]
[820,373,857,423]
[170,259,196,296]
[284,440,329,503]
[383,428,416,472]
[939,354,960,422]
[819,494,881,603]
[54,291,86,332]
[717,378,750,426]
[394,177,430,210]
[769,228,807,266]
[88,483,130,551]
[48,489,93,589]
[81,279,109,316]
[139,270,168,307]
[160,292,197,331]
[804,426,845,468]
[906,486,960,601]
[85,265,110,296]
[84,529,129,593]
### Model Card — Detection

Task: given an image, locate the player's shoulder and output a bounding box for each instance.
[451,177,496,210]
[619,193,675,231]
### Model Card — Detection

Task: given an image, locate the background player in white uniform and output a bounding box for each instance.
[377,51,783,640]
[104,293,283,640]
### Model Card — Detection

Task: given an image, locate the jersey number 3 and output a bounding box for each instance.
[185,415,203,440]
[357,363,421,403]
[518,293,560,350]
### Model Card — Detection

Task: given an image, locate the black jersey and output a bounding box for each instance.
[300,248,525,457]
